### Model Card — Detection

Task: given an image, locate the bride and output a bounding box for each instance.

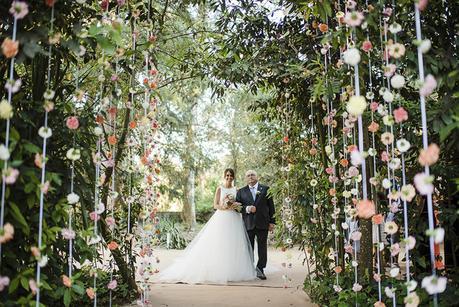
[157,168,257,284]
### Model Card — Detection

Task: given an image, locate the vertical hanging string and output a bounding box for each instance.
[0,11,19,266]
[414,4,439,306]
[35,4,55,306]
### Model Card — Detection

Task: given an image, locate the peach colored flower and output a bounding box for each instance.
[309,148,317,155]
[108,135,117,145]
[393,107,408,123]
[357,199,375,219]
[374,301,386,307]
[329,188,336,196]
[66,116,79,130]
[340,159,349,167]
[107,241,118,250]
[62,275,72,287]
[0,223,14,243]
[318,23,328,33]
[347,144,357,153]
[372,214,384,225]
[29,279,38,295]
[1,38,19,58]
[31,246,40,257]
[418,143,440,166]
[417,0,428,11]
[334,266,342,273]
[129,121,137,129]
[368,121,379,133]
[86,287,95,299]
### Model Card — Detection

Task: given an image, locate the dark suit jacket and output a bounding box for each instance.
[236,183,275,231]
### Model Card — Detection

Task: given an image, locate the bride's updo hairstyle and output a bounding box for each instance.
[224,168,235,178]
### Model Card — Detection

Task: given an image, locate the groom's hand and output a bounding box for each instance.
[269,223,275,232]
[250,206,256,213]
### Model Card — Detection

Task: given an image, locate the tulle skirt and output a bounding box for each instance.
[158,210,257,284]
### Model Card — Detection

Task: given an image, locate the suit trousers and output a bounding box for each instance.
[247,228,268,270]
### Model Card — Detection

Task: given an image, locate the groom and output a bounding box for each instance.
[236,170,275,280]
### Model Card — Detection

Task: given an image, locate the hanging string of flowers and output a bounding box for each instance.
[0,1,29,277]
[34,2,56,304]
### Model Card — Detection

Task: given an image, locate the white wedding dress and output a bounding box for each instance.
[158,186,257,284]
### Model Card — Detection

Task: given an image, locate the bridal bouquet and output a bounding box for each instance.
[223,194,242,212]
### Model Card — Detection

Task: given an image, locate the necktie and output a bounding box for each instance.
[250,186,256,201]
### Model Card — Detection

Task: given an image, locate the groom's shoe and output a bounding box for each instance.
[256,267,267,280]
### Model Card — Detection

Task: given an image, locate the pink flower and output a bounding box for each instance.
[414,173,434,195]
[362,40,373,52]
[9,1,29,19]
[66,116,79,130]
[357,199,376,219]
[29,279,38,295]
[390,243,400,256]
[348,166,359,177]
[373,274,381,282]
[61,228,76,240]
[381,151,390,162]
[417,0,428,11]
[41,181,50,194]
[393,107,408,123]
[0,275,10,292]
[418,143,440,166]
[4,167,19,184]
[107,279,118,290]
[384,64,396,77]
[117,0,126,6]
[325,167,334,175]
[105,216,116,226]
[344,244,353,254]
[420,74,437,97]
[370,102,379,112]
[344,11,365,27]
[89,211,100,221]
[383,7,393,16]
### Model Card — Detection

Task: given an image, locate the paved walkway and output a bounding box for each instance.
[126,247,316,307]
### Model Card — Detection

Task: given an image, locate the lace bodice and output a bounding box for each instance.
[220,186,237,205]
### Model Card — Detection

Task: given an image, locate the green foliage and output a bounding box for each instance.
[156,218,189,249]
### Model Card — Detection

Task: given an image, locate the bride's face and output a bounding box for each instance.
[224,172,234,184]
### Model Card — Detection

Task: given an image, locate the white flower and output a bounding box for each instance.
[66,148,81,161]
[350,188,358,196]
[391,74,405,89]
[389,22,402,34]
[67,193,80,204]
[77,45,86,56]
[0,144,10,160]
[366,92,374,100]
[38,255,48,268]
[342,190,351,198]
[421,275,447,295]
[389,158,401,170]
[385,286,395,298]
[397,138,411,152]
[350,150,364,166]
[310,179,318,187]
[95,202,105,214]
[43,89,55,100]
[382,178,392,189]
[94,127,103,136]
[400,184,416,202]
[333,285,342,292]
[431,227,445,244]
[341,222,349,230]
[406,280,418,292]
[0,100,13,119]
[383,91,394,103]
[414,173,434,195]
[88,235,101,245]
[383,115,394,126]
[346,95,367,116]
[404,291,420,307]
[38,127,52,139]
[352,283,362,292]
[419,39,431,54]
[390,267,400,277]
[368,148,377,156]
[343,48,361,66]
[384,221,399,235]
[351,260,358,267]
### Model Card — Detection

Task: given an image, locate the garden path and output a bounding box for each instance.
[126,247,316,307]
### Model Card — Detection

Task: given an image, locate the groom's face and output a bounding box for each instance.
[245,172,258,186]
